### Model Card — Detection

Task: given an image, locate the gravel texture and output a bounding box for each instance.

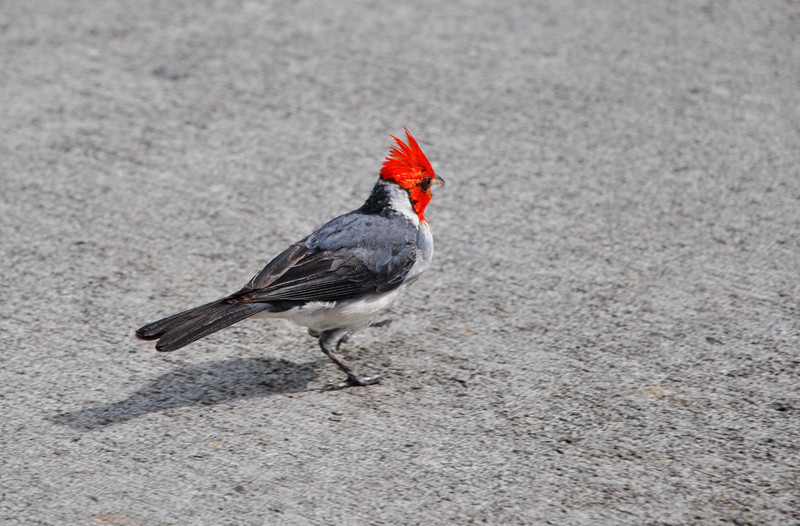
[2,1,799,524]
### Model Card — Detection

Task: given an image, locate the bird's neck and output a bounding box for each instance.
[360,179,421,226]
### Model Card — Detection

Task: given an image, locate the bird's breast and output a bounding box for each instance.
[404,221,434,284]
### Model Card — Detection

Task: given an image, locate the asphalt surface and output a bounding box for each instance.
[2,1,799,524]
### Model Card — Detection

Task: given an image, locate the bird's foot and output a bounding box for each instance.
[369,319,393,328]
[323,372,383,391]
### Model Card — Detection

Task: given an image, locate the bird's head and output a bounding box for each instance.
[380,129,444,223]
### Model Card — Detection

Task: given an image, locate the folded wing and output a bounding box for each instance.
[229,212,418,304]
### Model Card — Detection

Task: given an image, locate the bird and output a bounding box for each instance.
[135,129,443,389]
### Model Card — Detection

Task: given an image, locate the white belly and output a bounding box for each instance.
[252,286,405,332]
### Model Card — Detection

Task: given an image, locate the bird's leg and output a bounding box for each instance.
[318,329,382,390]
[369,319,393,328]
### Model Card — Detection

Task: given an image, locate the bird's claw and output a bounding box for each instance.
[323,372,383,391]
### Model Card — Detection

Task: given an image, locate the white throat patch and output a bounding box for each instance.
[385,183,420,226]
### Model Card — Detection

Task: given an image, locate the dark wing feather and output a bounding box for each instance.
[243,241,310,291]
[229,211,418,304]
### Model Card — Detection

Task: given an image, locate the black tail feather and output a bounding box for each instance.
[135,299,269,352]
[135,299,223,340]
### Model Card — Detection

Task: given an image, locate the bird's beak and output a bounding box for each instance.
[433,176,445,188]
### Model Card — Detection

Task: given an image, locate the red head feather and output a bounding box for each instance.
[380,129,442,223]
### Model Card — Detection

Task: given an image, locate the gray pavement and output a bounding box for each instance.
[2,1,799,524]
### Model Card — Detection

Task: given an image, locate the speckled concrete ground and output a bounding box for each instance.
[2,1,799,524]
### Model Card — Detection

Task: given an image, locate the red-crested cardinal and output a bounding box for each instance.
[136,130,443,389]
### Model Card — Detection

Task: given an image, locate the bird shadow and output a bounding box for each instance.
[47,356,321,431]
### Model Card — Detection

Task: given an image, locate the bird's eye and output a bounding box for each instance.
[418,177,432,192]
